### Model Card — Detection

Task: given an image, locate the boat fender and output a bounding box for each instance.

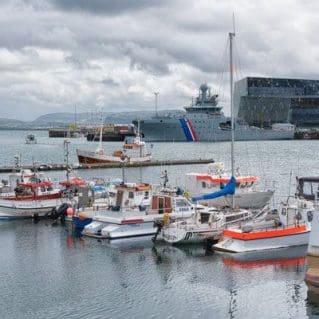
[163,212,170,225]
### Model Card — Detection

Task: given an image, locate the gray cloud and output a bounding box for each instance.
[28,0,168,15]
[0,0,319,120]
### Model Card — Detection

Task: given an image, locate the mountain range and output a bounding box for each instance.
[0,110,185,129]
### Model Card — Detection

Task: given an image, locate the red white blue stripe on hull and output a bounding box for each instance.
[179,118,198,142]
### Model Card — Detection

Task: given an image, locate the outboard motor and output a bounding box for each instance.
[49,203,70,222]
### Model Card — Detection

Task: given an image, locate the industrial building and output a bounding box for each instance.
[234,77,319,127]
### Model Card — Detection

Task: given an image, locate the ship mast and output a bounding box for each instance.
[229,31,235,208]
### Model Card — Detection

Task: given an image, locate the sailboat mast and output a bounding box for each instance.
[229,31,235,179]
[98,112,103,152]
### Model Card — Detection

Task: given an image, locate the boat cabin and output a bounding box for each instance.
[279,199,314,228]
[150,194,193,215]
[296,177,319,202]
[194,210,224,225]
[185,173,258,196]
[113,183,151,211]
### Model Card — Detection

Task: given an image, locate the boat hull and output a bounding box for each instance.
[139,116,294,142]
[0,198,63,219]
[162,227,221,244]
[214,229,310,253]
[77,149,151,164]
[200,191,274,209]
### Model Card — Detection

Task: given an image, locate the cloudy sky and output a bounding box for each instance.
[1,0,319,120]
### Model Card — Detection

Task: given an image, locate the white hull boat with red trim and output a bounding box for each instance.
[82,189,198,240]
[77,124,151,164]
[213,198,314,253]
[186,162,274,209]
[0,169,63,219]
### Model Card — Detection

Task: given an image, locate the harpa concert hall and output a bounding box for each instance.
[234,77,319,127]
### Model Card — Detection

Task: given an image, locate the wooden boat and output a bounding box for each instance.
[77,123,151,164]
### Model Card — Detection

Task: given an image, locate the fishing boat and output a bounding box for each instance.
[76,122,151,164]
[25,134,37,144]
[213,198,313,253]
[0,169,63,219]
[82,187,199,240]
[185,162,274,209]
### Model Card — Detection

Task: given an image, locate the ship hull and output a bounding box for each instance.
[138,116,294,142]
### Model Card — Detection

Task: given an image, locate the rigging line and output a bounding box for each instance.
[216,37,230,99]
[233,39,244,82]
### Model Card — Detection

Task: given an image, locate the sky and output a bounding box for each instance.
[1,0,319,120]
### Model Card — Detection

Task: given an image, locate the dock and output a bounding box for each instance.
[0,159,214,173]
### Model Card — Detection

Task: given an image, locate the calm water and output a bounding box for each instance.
[0,130,319,318]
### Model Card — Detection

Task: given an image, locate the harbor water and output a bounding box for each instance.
[0,130,319,318]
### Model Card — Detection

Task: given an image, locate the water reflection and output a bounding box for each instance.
[306,255,319,315]
[221,245,307,270]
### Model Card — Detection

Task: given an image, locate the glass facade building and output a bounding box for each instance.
[234,77,319,127]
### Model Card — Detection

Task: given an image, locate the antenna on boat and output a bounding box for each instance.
[14,153,21,171]
[63,139,71,183]
[97,109,104,153]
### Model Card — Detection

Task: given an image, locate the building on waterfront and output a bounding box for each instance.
[234,77,319,127]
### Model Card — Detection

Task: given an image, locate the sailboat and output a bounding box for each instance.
[185,162,274,209]
[212,32,312,253]
[76,120,151,164]
[161,31,264,245]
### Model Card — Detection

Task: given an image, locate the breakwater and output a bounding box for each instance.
[0,158,214,173]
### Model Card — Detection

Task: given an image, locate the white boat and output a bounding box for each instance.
[77,122,151,164]
[25,134,37,144]
[161,176,261,244]
[213,198,314,253]
[161,208,225,244]
[185,162,274,209]
[82,190,197,240]
[0,169,63,219]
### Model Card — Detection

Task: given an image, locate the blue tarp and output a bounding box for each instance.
[191,176,236,201]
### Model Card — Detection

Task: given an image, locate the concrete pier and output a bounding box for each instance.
[0,158,214,173]
[305,209,319,303]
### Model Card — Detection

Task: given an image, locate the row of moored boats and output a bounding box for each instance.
[1,163,317,254]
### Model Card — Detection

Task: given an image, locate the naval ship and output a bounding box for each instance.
[134,84,295,142]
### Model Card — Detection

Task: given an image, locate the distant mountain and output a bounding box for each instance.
[0,109,185,129]
[32,110,185,126]
[0,118,31,129]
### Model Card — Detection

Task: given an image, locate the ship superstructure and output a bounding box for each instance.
[135,84,294,142]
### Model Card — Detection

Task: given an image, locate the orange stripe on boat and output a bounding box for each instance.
[223,225,308,240]
[195,175,258,184]
[223,257,306,268]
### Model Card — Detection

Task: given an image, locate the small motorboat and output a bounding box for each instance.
[25,134,37,144]
[213,198,314,253]
[82,187,197,240]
